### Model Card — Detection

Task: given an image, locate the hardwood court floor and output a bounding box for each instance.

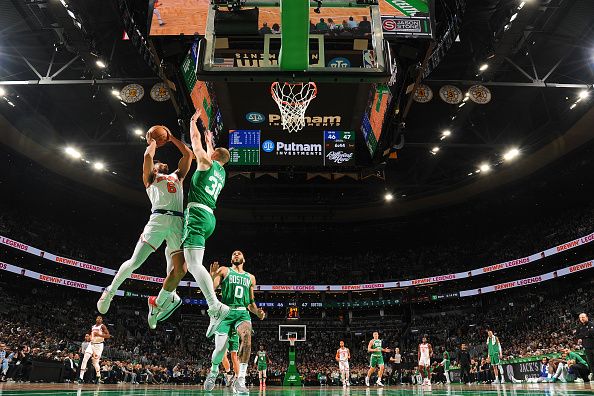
[1,383,594,395]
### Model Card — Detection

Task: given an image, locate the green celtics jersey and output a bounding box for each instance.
[487,336,500,355]
[371,339,382,356]
[221,267,252,308]
[188,161,226,209]
[257,351,267,365]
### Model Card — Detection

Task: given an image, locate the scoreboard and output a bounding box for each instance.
[229,130,356,167]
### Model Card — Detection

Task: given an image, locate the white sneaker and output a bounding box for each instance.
[204,372,217,391]
[376,380,384,387]
[346,381,350,387]
[232,377,249,394]
[575,378,584,383]
[343,383,347,387]
[97,287,115,314]
[492,379,500,384]
[156,292,182,322]
[147,296,162,330]
[206,303,230,338]
[365,377,370,387]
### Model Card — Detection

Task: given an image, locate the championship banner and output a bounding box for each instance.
[2,231,594,292]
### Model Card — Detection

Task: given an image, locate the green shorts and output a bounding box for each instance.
[370,355,384,367]
[489,353,501,365]
[215,308,251,336]
[181,205,216,249]
[257,364,267,371]
[228,330,239,352]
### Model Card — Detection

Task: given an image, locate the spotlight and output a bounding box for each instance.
[431,146,440,154]
[570,103,577,110]
[578,90,589,99]
[510,13,518,22]
[479,163,491,173]
[442,130,451,137]
[0,87,5,96]
[518,1,525,10]
[93,162,105,171]
[134,128,143,136]
[503,148,520,161]
[384,193,394,202]
[64,146,82,159]
[111,89,120,97]
[479,63,489,71]
[96,60,107,68]
[467,172,473,176]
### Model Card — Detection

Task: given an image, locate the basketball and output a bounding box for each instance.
[146,125,170,147]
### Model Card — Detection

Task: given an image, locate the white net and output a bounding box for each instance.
[271,82,317,133]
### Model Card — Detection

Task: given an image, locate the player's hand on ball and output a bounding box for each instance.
[146,131,156,146]
[209,261,219,276]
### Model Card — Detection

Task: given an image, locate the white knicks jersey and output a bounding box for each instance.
[91,324,104,343]
[419,343,430,359]
[146,173,183,212]
[338,348,349,362]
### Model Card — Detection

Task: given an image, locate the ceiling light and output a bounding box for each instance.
[518,2,525,10]
[503,147,520,161]
[442,130,451,137]
[384,193,394,202]
[0,87,6,97]
[468,172,473,176]
[510,13,518,22]
[134,128,143,136]
[93,162,105,171]
[112,171,118,175]
[111,89,120,97]
[96,60,107,68]
[458,102,465,108]
[578,90,589,99]
[570,103,577,110]
[431,146,440,154]
[59,0,67,7]
[479,63,489,71]
[463,96,469,102]
[479,163,491,173]
[64,147,82,159]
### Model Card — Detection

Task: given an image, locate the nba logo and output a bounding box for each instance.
[262,140,275,152]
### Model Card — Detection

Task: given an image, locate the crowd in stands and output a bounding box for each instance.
[258,15,372,37]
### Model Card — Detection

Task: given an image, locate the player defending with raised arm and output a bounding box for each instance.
[203,251,265,393]
[487,330,505,383]
[336,340,351,387]
[147,109,231,336]
[78,316,110,384]
[254,345,271,389]
[97,127,192,314]
[365,331,391,387]
[418,336,433,385]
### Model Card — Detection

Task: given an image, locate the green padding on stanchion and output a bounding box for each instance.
[279,0,309,71]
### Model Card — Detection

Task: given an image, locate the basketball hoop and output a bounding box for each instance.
[271,82,317,133]
[288,336,297,347]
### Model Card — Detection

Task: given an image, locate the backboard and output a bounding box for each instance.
[279,325,307,342]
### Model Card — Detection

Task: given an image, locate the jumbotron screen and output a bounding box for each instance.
[228,130,355,167]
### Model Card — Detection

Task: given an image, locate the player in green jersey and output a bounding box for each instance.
[254,345,271,388]
[203,251,265,393]
[365,331,391,387]
[487,329,504,383]
[441,349,451,384]
[147,109,231,338]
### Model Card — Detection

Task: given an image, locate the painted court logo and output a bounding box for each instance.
[246,112,265,123]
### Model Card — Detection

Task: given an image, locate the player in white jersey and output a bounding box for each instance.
[96,128,193,314]
[335,340,351,387]
[418,336,433,386]
[78,316,110,384]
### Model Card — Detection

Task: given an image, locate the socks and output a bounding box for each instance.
[239,363,248,379]
[155,288,173,307]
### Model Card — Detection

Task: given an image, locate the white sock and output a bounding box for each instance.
[239,363,248,379]
[109,240,154,292]
[155,288,173,307]
[184,248,220,308]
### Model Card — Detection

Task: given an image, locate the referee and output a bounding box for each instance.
[576,313,594,380]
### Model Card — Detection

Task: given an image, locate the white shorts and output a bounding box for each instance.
[140,214,183,253]
[339,361,349,371]
[419,356,430,366]
[85,343,104,360]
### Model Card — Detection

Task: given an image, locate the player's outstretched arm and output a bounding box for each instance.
[142,137,157,188]
[189,109,212,171]
[100,324,111,339]
[169,134,193,181]
[210,262,228,290]
[247,275,265,320]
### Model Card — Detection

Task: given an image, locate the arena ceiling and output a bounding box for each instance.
[1,0,593,221]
